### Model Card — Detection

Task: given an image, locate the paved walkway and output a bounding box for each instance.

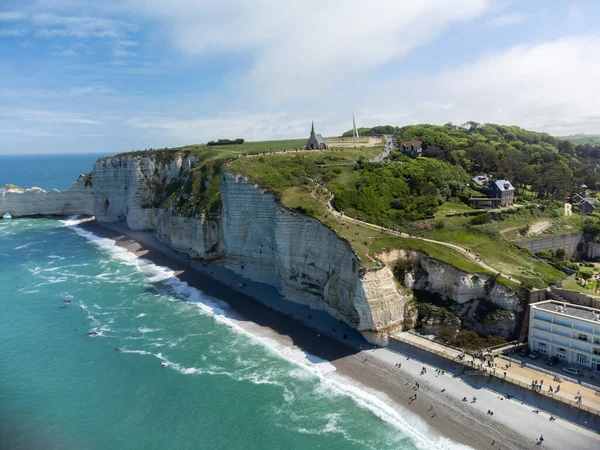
[393,331,600,413]
[496,356,600,411]
[319,184,517,282]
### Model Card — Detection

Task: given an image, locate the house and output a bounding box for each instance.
[487,179,515,207]
[573,193,596,215]
[582,199,596,215]
[528,300,600,372]
[398,140,422,157]
[305,122,328,150]
[471,175,489,187]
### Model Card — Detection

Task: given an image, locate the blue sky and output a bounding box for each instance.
[1,0,600,154]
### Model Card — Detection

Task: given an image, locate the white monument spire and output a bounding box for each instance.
[353,114,359,138]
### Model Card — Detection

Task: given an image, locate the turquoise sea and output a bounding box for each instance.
[0,155,456,449]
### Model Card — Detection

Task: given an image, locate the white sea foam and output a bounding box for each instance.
[66,221,471,450]
[14,240,46,250]
[138,327,158,334]
[135,313,147,318]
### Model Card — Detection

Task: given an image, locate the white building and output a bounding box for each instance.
[529,300,600,372]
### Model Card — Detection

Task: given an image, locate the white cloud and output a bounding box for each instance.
[0,11,27,21]
[129,0,490,102]
[0,109,103,125]
[0,128,62,137]
[0,29,27,36]
[487,11,530,28]
[32,13,137,39]
[125,112,300,143]
[364,34,600,135]
[52,48,77,56]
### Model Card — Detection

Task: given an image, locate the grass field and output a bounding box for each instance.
[417,215,565,286]
[562,278,600,296]
[437,202,476,215]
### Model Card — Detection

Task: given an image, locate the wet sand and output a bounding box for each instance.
[78,219,599,450]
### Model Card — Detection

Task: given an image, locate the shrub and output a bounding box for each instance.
[207,138,245,146]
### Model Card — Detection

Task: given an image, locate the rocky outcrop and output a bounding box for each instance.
[0,175,93,218]
[92,153,198,230]
[381,249,523,338]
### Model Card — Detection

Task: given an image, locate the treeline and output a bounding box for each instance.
[330,157,470,224]
[207,138,245,146]
[383,122,600,199]
[341,125,395,137]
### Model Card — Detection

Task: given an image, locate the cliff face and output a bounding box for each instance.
[92,154,198,230]
[380,249,522,339]
[6,153,524,344]
[0,175,93,218]
[89,156,413,344]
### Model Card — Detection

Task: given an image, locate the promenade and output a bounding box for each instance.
[391,331,600,415]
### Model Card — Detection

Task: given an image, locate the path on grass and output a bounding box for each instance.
[368,136,394,163]
[311,178,519,283]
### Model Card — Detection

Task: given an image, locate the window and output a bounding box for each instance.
[578,333,588,342]
[594,347,600,356]
[594,337,600,345]
[557,347,566,353]
[538,342,547,348]
[558,353,567,360]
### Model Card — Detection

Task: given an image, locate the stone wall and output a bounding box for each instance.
[551,287,600,309]
[586,242,600,260]
[516,233,583,257]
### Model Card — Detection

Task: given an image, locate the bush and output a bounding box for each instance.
[579,268,594,280]
[436,328,456,344]
[207,138,245,146]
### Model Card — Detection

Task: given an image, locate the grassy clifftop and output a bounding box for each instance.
[113,135,567,287]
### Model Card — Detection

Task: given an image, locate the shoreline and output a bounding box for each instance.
[78,219,599,450]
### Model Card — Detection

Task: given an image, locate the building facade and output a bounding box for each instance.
[305,122,328,150]
[487,179,515,207]
[398,140,422,157]
[528,300,600,372]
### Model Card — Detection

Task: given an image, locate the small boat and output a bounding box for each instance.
[2,213,11,220]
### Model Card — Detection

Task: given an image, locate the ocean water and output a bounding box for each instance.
[0,153,110,191]
[0,156,460,449]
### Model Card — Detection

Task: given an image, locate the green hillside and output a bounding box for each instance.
[561,134,600,146]
[117,122,600,288]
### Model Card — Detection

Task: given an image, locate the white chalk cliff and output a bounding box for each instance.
[0,175,93,218]
[90,154,413,344]
[3,153,522,344]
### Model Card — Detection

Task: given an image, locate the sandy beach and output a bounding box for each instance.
[78,219,600,450]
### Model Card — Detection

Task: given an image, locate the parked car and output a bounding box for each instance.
[545,356,559,366]
[517,348,529,357]
[562,365,582,376]
[529,350,540,360]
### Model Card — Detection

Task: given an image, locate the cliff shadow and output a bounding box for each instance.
[80,220,362,364]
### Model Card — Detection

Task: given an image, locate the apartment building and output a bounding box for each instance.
[529,300,600,372]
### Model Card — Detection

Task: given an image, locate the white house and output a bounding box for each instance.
[528,300,600,372]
